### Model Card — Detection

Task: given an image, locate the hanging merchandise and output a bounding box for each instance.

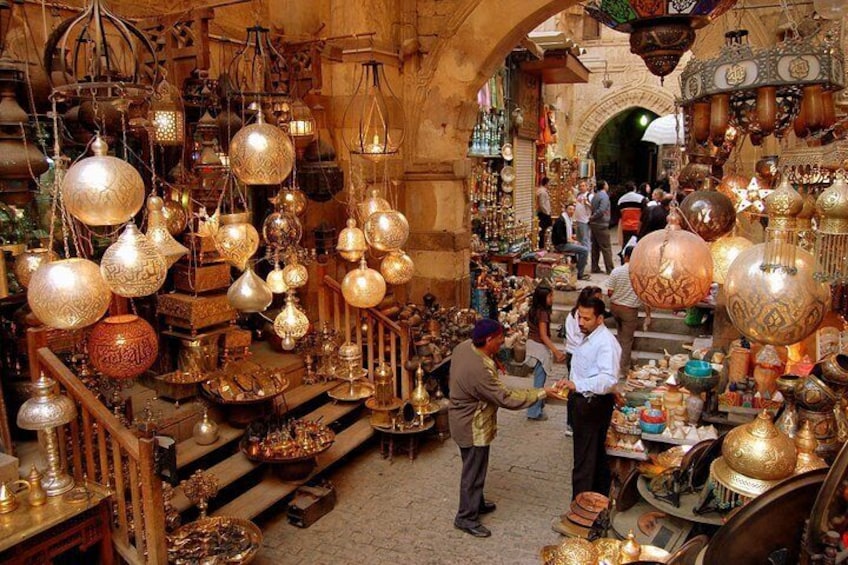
[343,61,405,161]
[380,250,414,285]
[146,195,189,268]
[814,174,848,283]
[27,258,111,330]
[229,110,295,185]
[14,248,57,289]
[215,212,260,271]
[342,258,386,309]
[273,292,310,350]
[87,315,159,380]
[363,209,409,252]
[336,218,368,263]
[227,266,273,313]
[100,223,167,298]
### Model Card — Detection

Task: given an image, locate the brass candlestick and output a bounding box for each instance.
[181,470,220,519]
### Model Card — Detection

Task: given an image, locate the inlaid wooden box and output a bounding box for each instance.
[172,263,231,294]
[157,292,236,334]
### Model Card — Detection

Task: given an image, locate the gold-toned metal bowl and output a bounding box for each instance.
[540,538,597,565]
[656,445,692,469]
[168,515,262,564]
[710,456,781,499]
[722,410,796,481]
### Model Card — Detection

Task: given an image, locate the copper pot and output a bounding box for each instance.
[796,375,838,411]
[818,353,848,387]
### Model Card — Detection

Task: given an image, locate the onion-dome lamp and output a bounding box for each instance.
[583,0,737,79]
[342,61,405,160]
[146,195,189,268]
[814,174,848,284]
[227,266,273,313]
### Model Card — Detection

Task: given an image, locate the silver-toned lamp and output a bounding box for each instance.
[16,375,77,496]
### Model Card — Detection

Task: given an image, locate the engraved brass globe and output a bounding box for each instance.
[100,223,167,298]
[710,236,753,285]
[61,135,145,226]
[146,196,188,268]
[380,250,414,285]
[273,293,309,343]
[262,211,302,250]
[229,112,294,186]
[227,266,273,313]
[162,198,189,236]
[28,258,111,330]
[342,258,386,309]
[87,314,159,380]
[363,209,409,252]
[337,218,368,262]
[215,212,260,271]
[629,213,713,309]
[282,262,308,289]
[357,189,391,224]
[679,189,737,242]
[266,266,289,294]
[14,248,57,288]
[722,410,796,481]
[725,243,830,346]
[271,187,308,217]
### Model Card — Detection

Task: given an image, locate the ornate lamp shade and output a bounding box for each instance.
[271,187,308,217]
[197,208,220,238]
[716,173,749,208]
[710,236,753,285]
[273,293,309,350]
[337,218,368,262]
[266,266,289,294]
[229,112,295,186]
[725,243,830,345]
[584,0,737,79]
[288,98,316,153]
[145,196,189,268]
[28,258,111,330]
[723,411,796,481]
[357,189,391,224]
[100,223,167,298]
[679,189,737,242]
[629,213,713,309]
[380,250,414,285]
[342,61,405,160]
[87,315,158,379]
[342,258,386,309]
[61,136,145,226]
[214,213,260,271]
[282,261,308,289]
[814,175,848,283]
[14,248,57,288]
[227,266,272,313]
[363,210,409,252]
[151,78,185,146]
[262,211,302,250]
[162,198,189,236]
[17,375,76,430]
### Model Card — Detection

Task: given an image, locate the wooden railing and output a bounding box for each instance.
[319,274,412,399]
[27,329,167,565]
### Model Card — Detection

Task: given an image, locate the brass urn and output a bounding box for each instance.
[793,421,827,474]
[722,410,797,481]
[193,408,219,446]
[410,366,430,414]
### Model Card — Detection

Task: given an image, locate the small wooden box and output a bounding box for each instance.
[287,483,337,528]
[157,292,237,334]
[172,263,231,294]
[183,233,225,265]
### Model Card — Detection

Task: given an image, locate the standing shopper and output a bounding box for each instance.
[449,319,549,537]
[563,286,605,437]
[607,246,648,374]
[536,177,552,249]
[574,180,592,252]
[525,285,567,421]
[554,296,621,498]
[589,180,614,274]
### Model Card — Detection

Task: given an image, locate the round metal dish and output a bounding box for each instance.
[201,374,289,405]
[240,424,335,465]
[161,371,209,385]
[676,367,720,394]
[656,445,692,469]
[575,491,609,514]
[168,515,263,564]
[328,380,374,401]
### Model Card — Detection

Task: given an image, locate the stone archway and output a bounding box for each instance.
[572,86,677,157]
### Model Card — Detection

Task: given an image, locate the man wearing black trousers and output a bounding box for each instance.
[553,295,621,498]
[536,177,552,249]
[448,319,549,537]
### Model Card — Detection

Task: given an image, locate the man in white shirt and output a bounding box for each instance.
[573,180,592,252]
[606,246,649,374]
[536,177,552,249]
[554,295,621,499]
[551,203,590,280]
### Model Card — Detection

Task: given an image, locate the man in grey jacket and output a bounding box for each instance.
[449,319,549,538]
[589,180,614,274]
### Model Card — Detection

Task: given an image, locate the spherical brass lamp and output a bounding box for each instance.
[100,223,167,297]
[629,212,713,309]
[679,189,737,242]
[227,266,272,313]
[342,258,386,309]
[87,314,158,380]
[28,258,111,330]
[363,209,409,252]
[710,236,753,285]
[14,248,57,288]
[357,189,391,224]
[271,187,308,217]
[717,173,749,208]
[380,250,414,285]
[262,211,302,250]
[17,375,77,496]
[282,261,308,289]
[62,135,145,226]
[273,293,309,350]
[266,266,289,294]
[724,243,830,346]
[337,218,368,262]
[229,111,294,185]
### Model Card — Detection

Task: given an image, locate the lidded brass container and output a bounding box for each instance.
[793,420,827,474]
[722,410,797,481]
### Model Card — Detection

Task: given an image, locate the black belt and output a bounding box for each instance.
[572,392,611,403]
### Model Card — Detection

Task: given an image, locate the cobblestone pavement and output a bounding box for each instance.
[253,374,574,565]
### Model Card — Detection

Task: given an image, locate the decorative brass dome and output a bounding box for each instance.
[794,421,827,474]
[816,176,848,228]
[722,410,796,481]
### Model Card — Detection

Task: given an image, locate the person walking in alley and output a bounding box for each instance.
[524,285,567,421]
[607,246,649,374]
[589,180,614,274]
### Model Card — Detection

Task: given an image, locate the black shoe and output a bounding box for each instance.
[479,500,497,514]
[455,523,492,538]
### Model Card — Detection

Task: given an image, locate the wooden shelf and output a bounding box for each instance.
[640,433,703,446]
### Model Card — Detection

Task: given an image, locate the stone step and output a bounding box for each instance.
[212,416,375,521]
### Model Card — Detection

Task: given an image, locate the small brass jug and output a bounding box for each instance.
[25,465,47,507]
[0,480,30,514]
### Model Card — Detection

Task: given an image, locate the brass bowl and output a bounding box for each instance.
[775,374,801,398]
[818,353,848,387]
[796,374,838,411]
[168,516,262,564]
[540,538,597,565]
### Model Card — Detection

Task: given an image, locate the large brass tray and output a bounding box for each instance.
[168,515,263,564]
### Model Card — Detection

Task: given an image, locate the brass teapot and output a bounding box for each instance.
[0,479,31,514]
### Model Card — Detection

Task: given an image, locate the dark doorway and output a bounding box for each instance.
[589,107,658,189]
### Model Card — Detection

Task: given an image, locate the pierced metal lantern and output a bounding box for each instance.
[100,223,167,298]
[363,210,409,252]
[28,258,111,330]
[229,111,294,186]
[214,212,260,271]
[342,258,386,309]
[679,189,737,242]
[380,250,414,285]
[87,314,158,380]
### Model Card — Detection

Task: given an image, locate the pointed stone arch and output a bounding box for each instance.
[572,86,677,157]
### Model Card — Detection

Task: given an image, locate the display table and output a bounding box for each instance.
[636,476,723,527]
[371,419,434,462]
[0,482,113,564]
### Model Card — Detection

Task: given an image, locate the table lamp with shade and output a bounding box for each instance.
[16,375,77,496]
